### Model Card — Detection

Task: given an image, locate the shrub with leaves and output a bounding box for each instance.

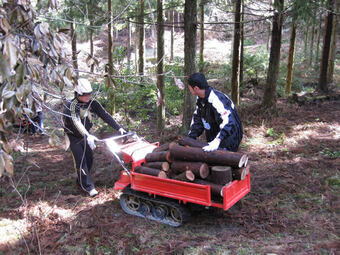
[0,1,73,177]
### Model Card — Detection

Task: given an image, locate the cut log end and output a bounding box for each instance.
[158,171,168,179]
[199,163,209,179]
[239,155,248,168]
[242,156,249,167]
[173,170,195,181]
[232,165,250,180]
[185,170,195,181]
[211,166,232,185]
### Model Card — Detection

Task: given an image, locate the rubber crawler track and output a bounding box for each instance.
[120,187,191,227]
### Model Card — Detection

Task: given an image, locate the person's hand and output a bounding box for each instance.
[202,138,221,152]
[87,134,99,150]
[119,128,127,135]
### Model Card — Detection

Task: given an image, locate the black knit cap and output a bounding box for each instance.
[188,72,209,89]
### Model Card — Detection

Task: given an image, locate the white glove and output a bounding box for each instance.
[203,138,221,152]
[87,134,98,150]
[119,128,127,135]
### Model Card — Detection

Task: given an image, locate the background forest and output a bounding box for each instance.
[0,0,339,254]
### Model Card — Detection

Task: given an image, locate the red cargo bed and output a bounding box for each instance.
[114,169,250,210]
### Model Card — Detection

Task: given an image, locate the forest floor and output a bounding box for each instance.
[0,86,339,254]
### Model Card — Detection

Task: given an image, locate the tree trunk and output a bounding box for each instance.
[70,19,78,80]
[266,20,272,51]
[143,161,169,171]
[199,0,204,72]
[309,6,317,66]
[170,9,174,62]
[262,0,284,108]
[231,0,241,105]
[285,18,296,96]
[304,18,310,62]
[108,0,113,81]
[177,135,208,148]
[156,0,165,135]
[318,0,334,92]
[210,166,232,185]
[315,1,324,71]
[127,18,131,70]
[134,166,167,178]
[135,23,138,73]
[89,21,94,73]
[169,144,248,168]
[239,0,244,87]
[181,0,197,134]
[138,0,145,77]
[107,0,116,114]
[327,0,339,84]
[171,161,209,179]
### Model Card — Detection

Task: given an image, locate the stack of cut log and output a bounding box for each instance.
[134,136,249,197]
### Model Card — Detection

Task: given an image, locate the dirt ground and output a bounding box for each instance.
[0,88,339,254]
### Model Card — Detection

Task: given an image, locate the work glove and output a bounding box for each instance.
[87,134,99,150]
[202,138,221,152]
[119,128,127,135]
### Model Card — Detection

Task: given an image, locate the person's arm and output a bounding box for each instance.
[91,100,121,131]
[208,91,236,142]
[188,105,204,139]
[69,99,90,137]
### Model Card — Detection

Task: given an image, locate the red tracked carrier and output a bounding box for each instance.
[113,138,250,226]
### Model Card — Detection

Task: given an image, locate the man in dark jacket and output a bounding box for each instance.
[187,73,243,152]
[63,78,126,197]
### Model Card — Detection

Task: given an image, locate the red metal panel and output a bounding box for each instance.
[113,171,131,190]
[222,173,251,210]
[131,172,212,206]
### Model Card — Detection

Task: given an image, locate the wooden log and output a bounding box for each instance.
[143,161,170,171]
[170,161,209,179]
[194,179,224,197]
[177,135,208,148]
[172,170,195,181]
[145,151,173,162]
[134,166,167,178]
[169,144,247,168]
[153,142,170,152]
[232,165,250,180]
[210,166,232,185]
[158,171,168,179]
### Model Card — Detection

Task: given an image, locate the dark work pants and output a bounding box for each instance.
[32,111,43,133]
[68,134,94,192]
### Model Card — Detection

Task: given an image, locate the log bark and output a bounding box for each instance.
[194,179,224,197]
[145,151,172,162]
[173,170,195,181]
[153,142,170,152]
[232,165,249,180]
[177,135,208,148]
[170,161,209,179]
[169,144,247,168]
[143,161,169,171]
[211,166,232,185]
[134,166,167,178]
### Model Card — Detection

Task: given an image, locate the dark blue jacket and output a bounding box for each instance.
[188,87,243,152]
